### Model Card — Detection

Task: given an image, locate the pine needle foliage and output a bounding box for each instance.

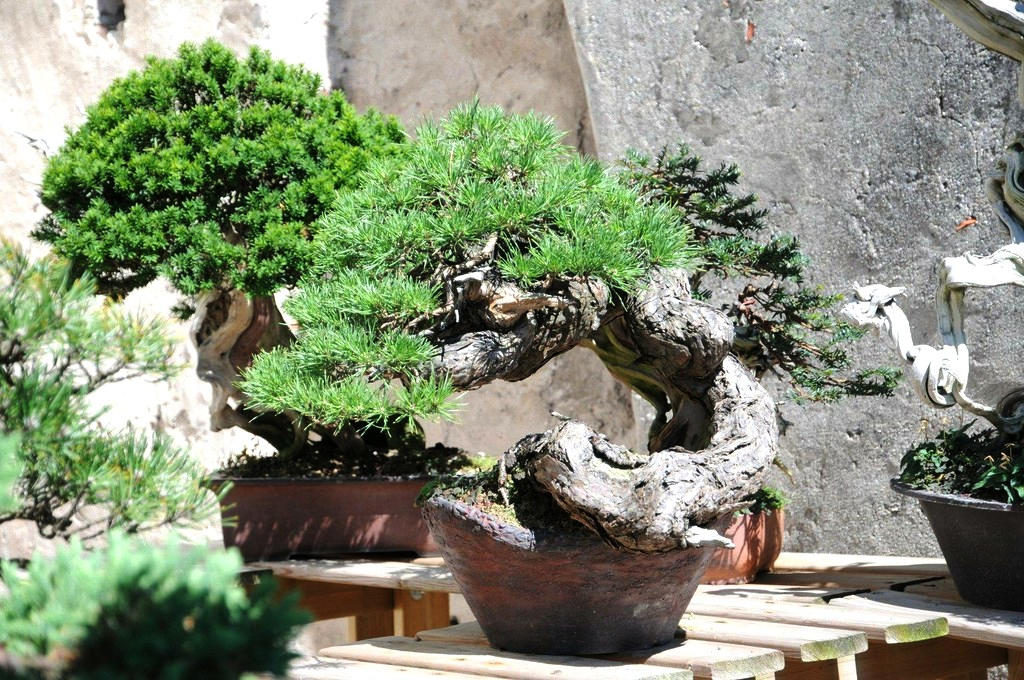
[0,532,309,679]
[34,40,404,300]
[621,145,900,403]
[242,103,694,434]
[0,240,216,539]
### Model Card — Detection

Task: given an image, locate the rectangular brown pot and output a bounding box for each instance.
[210,477,438,561]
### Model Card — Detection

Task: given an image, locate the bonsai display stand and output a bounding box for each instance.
[252,552,1024,679]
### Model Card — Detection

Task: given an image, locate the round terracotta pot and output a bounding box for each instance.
[701,509,785,585]
[422,494,728,655]
[891,480,1024,611]
[211,477,437,561]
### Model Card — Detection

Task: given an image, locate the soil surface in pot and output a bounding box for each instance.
[218,441,471,479]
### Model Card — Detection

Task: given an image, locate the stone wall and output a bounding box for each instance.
[3,0,1021,557]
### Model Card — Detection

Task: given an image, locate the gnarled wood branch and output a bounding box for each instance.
[190,289,305,453]
[429,265,778,552]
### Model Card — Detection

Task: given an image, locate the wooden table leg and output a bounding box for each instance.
[352,598,397,640]
[1009,649,1024,680]
[835,655,857,680]
[395,590,450,637]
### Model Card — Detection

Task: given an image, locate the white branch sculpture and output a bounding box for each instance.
[842,1,1024,436]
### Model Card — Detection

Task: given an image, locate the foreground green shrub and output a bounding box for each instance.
[0,533,309,679]
[900,423,1024,504]
[0,240,215,539]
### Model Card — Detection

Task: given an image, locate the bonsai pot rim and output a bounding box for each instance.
[207,474,433,486]
[890,479,1024,512]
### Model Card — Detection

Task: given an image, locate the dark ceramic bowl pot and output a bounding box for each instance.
[422,494,728,655]
[891,480,1024,611]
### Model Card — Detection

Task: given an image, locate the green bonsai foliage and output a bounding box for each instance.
[0,435,19,514]
[241,103,693,455]
[0,240,215,539]
[744,485,790,515]
[900,423,1024,504]
[0,532,309,679]
[34,39,404,299]
[621,145,900,404]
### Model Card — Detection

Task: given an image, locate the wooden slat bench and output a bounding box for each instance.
[252,552,1024,679]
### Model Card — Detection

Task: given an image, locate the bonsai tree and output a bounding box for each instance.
[240,102,787,550]
[0,240,215,540]
[34,39,405,456]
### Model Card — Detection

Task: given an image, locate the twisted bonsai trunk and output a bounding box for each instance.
[190,289,307,454]
[427,265,778,553]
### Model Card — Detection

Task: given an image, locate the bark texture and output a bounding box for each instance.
[191,289,304,453]
[428,265,778,552]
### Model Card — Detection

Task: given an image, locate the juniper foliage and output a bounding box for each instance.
[0,241,215,539]
[621,145,900,403]
[241,103,694,433]
[34,40,404,300]
[0,532,309,679]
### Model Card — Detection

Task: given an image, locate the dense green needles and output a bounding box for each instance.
[0,532,309,679]
[242,103,695,434]
[622,145,900,403]
[34,39,404,300]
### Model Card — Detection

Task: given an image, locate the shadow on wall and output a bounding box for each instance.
[325,0,596,155]
[97,0,125,30]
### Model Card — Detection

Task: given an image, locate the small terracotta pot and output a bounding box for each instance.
[422,494,728,655]
[211,477,437,561]
[701,510,785,585]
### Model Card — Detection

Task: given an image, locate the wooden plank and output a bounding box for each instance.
[680,613,867,662]
[1010,649,1024,680]
[294,658,502,679]
[834,655,856,680]
[900,577,965,602]
[396,590,450,637]
[611,639,785,680]
[853,637,1005,680]
[354,603,396,640]
[255,559,459,593]
[274,576,394,622]
[833,590,1024,650]
[755,571,943,595]
[775,638,1004,680]
[698,583,831,602]
[772,553,948,578]
[688,592,948,643]
[417,621,785,680]
[320,636,693,679]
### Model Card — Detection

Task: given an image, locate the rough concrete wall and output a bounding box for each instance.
[563,0,1024,555]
